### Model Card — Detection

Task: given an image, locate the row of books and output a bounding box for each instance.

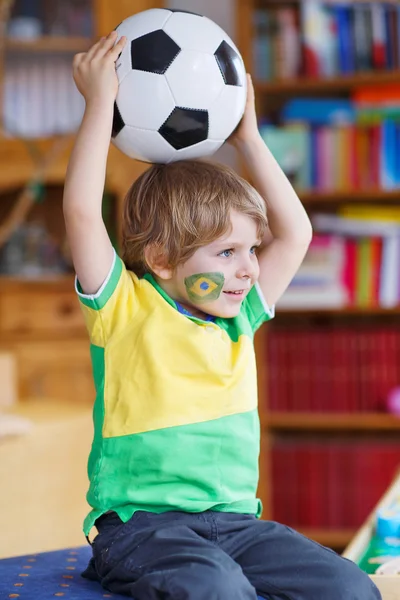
[253,1,400,81]
[9,0,93,38]
[298,204,400,310]
[266,326,400,413]
[271,439,400,529]
[3,54,84,138]
[281,227,400,310]
[261,91,400,192]
[261,121,400,192]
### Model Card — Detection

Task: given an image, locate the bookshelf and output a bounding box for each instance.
[5,36,92,54]
[4,36,94,53]
[267,413,400,432]
[239,0,400,550]
[255,70,400,94]
[0,1,161,402]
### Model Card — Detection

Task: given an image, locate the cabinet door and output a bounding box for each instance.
[95,0,163,36]
[13,340,94,403]
[0,290,85,337]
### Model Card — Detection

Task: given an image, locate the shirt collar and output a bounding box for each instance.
[142,273,216,323]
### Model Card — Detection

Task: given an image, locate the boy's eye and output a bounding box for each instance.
[250,246,258,255]
[219,249,233,258]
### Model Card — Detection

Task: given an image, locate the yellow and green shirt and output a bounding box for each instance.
[76,251,274,535]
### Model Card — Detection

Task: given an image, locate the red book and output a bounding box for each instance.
[342,238,357,307]
[327,443,342,528]
[371,3,387,69]
[345,328,360,412]
[267,330,279,412]
[370,237,383,307]
[370,125,382,188]
[349,125,359,190]
[331,328,349,412]
[297,443,311,526]
[271,442,285,524]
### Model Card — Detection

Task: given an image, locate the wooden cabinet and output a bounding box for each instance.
[0,0,162,406]
[0,280,83,337]
[0,278,93,403]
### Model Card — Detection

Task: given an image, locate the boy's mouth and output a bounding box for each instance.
[223,289,246,299]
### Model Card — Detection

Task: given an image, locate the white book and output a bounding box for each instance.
[57,58,74,133]
[312,213,400,237]
[379,236,400,308]
[278,284,348,309]
[3,58,17,136]
[27,59,43,138]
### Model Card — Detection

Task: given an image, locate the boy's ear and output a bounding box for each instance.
[144,244,173,280]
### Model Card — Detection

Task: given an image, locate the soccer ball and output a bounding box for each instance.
[112,8,247,164]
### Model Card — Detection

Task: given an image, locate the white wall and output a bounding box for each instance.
[166,0,237,167]
[167,0,235,37]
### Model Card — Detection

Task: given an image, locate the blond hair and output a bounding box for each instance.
[122,160,267,276]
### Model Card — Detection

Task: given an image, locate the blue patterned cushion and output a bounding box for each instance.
[0,545,265,599]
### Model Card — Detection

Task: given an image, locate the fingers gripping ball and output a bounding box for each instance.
[111,8,247,164]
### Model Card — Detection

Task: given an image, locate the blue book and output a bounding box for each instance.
[252,10,273,81]
[334,4,355,74]
[394,124,400,186]
[259,123,311,190]
[310,127,318,189]
[380,120,397,189]
[282,98,355,125]
[385,4,394,70]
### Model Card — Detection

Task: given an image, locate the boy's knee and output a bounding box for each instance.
[205,569,256,599]
[328,558,382,600]
[179,563,255,600]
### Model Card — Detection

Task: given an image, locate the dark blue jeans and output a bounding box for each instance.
[82,510,381,600]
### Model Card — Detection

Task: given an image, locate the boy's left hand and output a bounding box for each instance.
[228,74,260,147]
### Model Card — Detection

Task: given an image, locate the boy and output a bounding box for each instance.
[64,32,381,600]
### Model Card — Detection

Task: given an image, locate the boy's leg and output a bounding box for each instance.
[217,515,381,600]
[83,510,258,600]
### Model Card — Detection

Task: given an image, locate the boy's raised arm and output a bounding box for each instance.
[231,75,313,308]
[63,32,126,295]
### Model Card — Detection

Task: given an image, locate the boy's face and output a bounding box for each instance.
[171,210,261,319]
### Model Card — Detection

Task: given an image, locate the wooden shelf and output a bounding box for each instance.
[299,189,400,204]
[0,275,75,291]
[296,528,355,549]
[255,70,400,95]
[267,413,400,431]
[5,36,93,53]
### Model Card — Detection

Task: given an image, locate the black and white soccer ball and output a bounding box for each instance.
[112,8,247,163]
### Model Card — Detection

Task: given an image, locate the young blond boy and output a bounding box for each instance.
[64,31,381,600]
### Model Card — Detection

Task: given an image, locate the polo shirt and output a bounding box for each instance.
[76,251,274,535]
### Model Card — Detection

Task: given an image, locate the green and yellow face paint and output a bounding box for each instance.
[184,272,225,304]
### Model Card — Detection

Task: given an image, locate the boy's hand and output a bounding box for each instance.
[228,74,260,148]
[73,31,126,107]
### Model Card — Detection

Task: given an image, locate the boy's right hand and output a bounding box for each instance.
[73,31,126,107]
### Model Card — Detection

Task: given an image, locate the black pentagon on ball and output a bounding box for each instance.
[167,9,203,16]
[214,40,244,87]
[112,102,125,138]
[131,30,181,75]
[159,107,209,150]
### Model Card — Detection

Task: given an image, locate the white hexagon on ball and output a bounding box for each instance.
[163,12,228,54]
[166,50,224,110]
[113,127,176,164]
[209,84,247,141]
[117,71,175,130]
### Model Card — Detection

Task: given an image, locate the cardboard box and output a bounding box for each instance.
[343,473,400,600]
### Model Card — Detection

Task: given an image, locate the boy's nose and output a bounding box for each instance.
[236,260,256,281]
